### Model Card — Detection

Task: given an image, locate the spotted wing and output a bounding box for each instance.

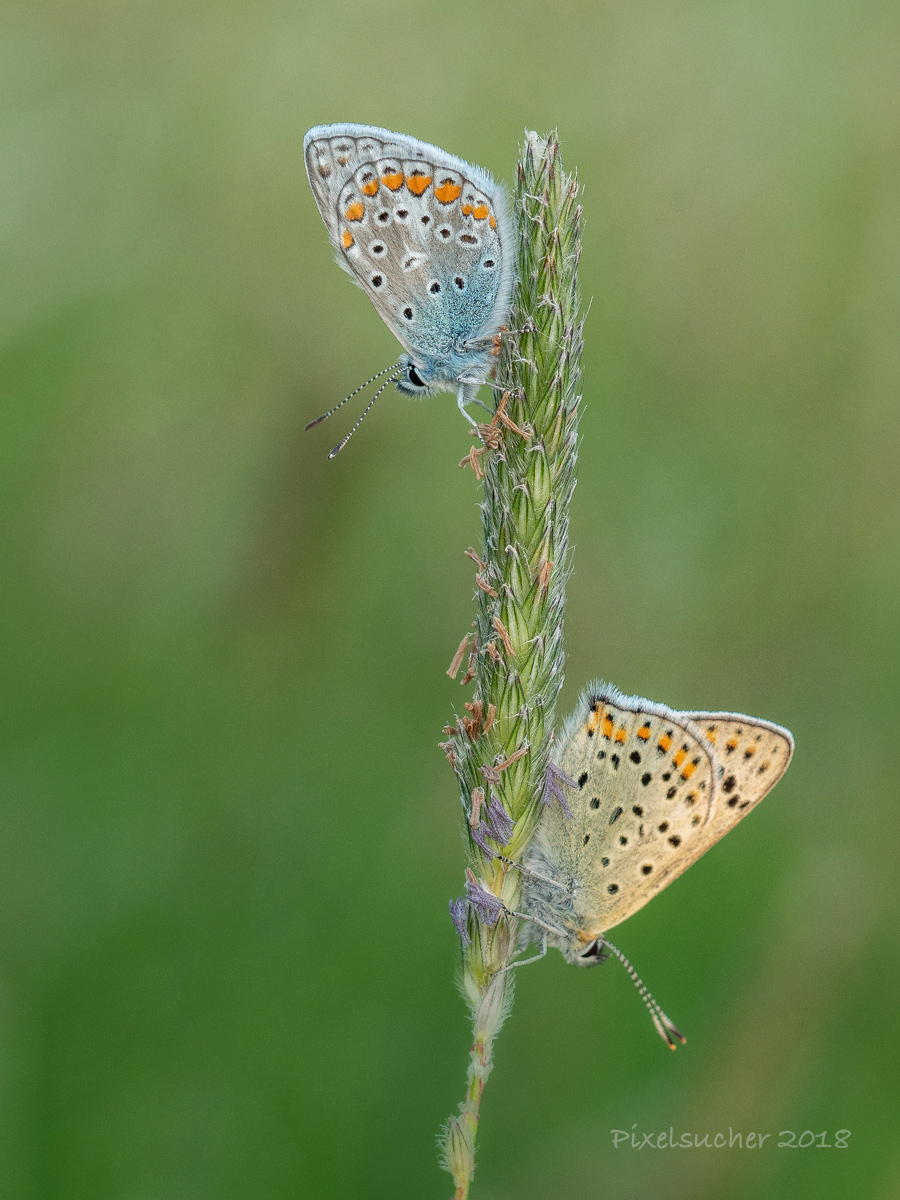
[682,711,793,853]
[528,684,721,936]
[304,124,511,359]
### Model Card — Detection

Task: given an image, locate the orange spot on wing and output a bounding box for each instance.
[435,179,462,204]
[706,727,718,743]
[406,171,432,195]
[382,171,403,190]
[658,733,672,753]
[673,748,687,768]
[344,202,365,222]
[588,706,603,734]
[615,727,627,744]
[360,179,379,196]
[461,204,473,216]
[473,204,489,220]
[637,724,651,740]
[489,214,497,229]
[727,736,739,751]
[341,230,354,248]
[601,714,614,739]
[680,760,696,780]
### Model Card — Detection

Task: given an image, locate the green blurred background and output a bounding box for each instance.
[2,1,898,1197]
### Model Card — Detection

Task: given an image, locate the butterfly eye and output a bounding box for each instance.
[407,364,425,387]
[578,941,606,961]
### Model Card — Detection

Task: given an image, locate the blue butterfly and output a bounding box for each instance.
[304,124,514,455]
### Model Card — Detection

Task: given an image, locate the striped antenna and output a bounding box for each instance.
[304,362,400,431]
[597,938,686,1051]
[327,372,402,459]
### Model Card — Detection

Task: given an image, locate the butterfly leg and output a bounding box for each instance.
[465,324,533,350]
[458,377,508,398]
[503,906,565,938]
[497,936,548,974]
[495,853,571,894]
[457,383,492,424]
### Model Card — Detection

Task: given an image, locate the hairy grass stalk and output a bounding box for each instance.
[439,130,583,1199]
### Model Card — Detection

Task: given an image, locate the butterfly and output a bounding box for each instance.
[303,124,514,455]
[512,682,793,1045]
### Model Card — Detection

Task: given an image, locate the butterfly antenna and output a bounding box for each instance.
[304,363,400,431]
[598,938,686,1051]
[327,372,401,459]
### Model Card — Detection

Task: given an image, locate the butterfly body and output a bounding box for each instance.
[522,683,794,964]
[303,124,514,420]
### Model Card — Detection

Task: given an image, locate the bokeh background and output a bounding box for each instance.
[2,1,898,1197]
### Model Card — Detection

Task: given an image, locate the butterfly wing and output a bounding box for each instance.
[304,124,513,362]
[526,685,794,941]
[682,711,794,852]
[527,684,721,937]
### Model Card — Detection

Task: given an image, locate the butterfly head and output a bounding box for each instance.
[395,352,477,398]
[395,354,443,397]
